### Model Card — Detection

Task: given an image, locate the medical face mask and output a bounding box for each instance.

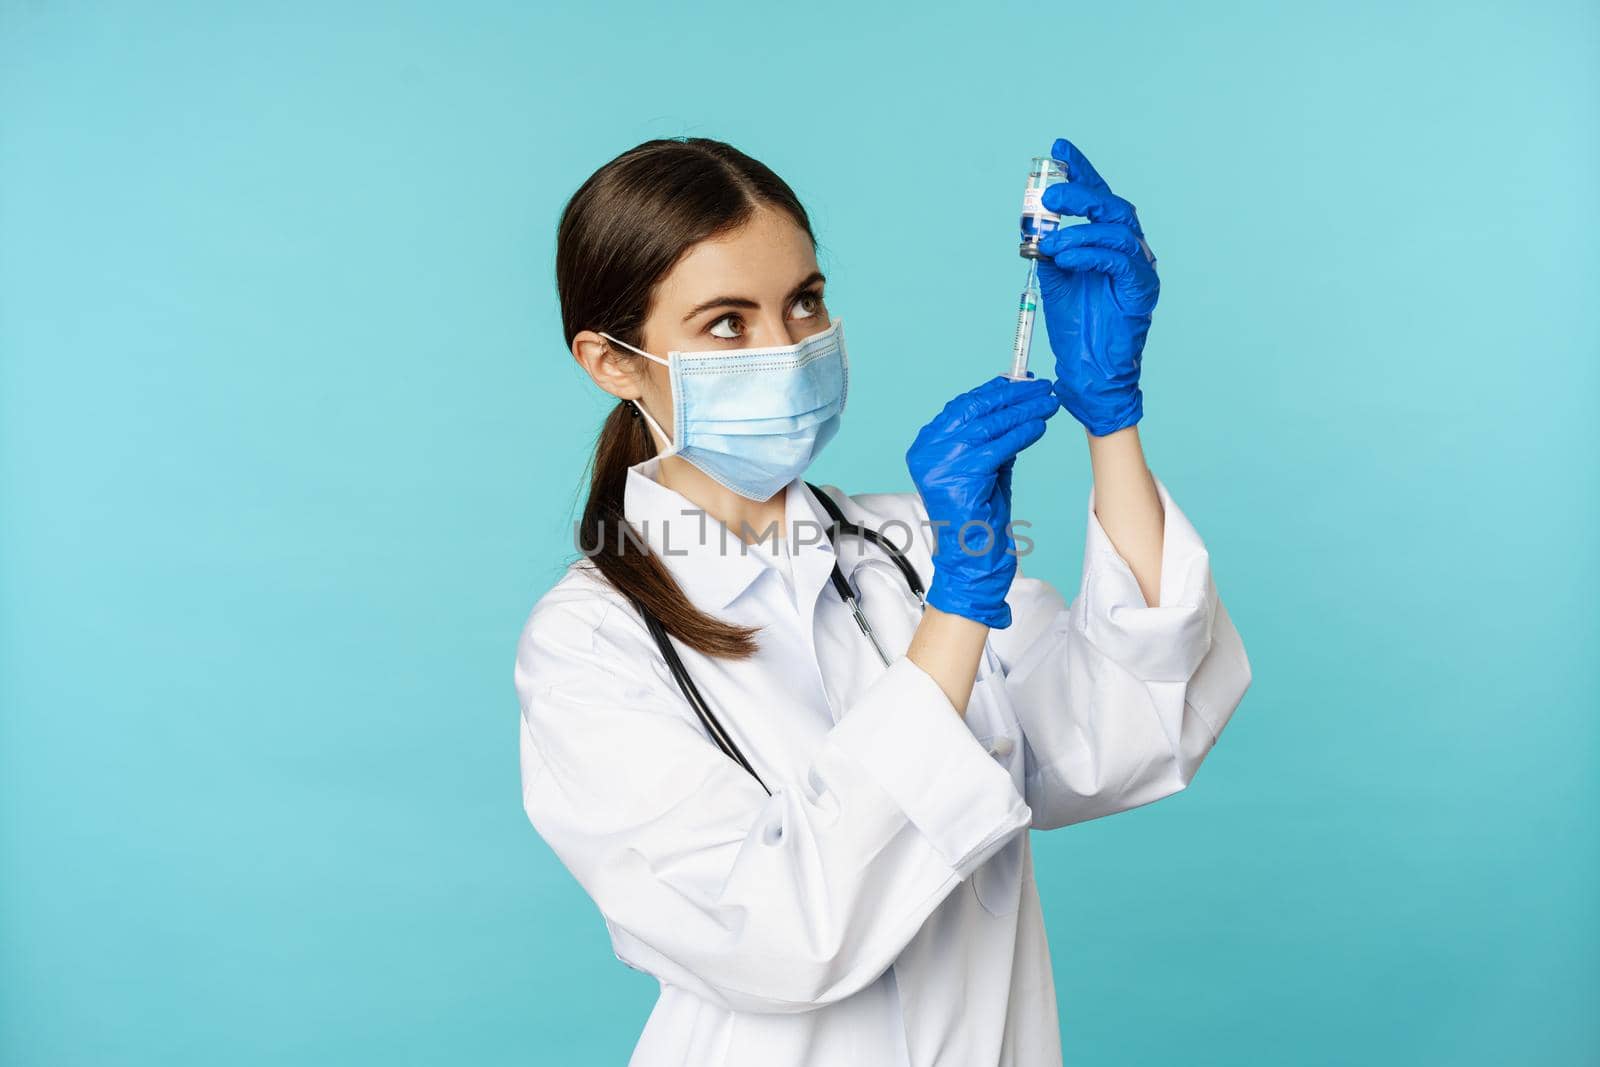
[598,318,849,502]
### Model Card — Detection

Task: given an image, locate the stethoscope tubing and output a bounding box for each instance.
[628,482,925,796]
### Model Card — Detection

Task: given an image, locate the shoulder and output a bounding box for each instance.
[513,560,659,712]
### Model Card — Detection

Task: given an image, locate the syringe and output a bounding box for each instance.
[1004,257,1041,380]
[1007,154,1066,381]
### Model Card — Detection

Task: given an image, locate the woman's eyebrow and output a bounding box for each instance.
[680,271,827,324]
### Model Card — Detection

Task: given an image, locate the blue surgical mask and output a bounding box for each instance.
[598,318,849,502]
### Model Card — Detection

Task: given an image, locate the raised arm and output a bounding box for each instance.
[981,135,1250,827]
[1085,427,1165,607]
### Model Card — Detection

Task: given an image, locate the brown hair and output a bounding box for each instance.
[556,138,816,659]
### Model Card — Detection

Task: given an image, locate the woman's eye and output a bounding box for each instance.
[707,294,822,340]
[708,315,744,340]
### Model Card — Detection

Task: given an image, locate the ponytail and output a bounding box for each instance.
[578,400,760,659]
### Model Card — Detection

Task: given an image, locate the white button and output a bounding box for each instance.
[988,737,1015,758]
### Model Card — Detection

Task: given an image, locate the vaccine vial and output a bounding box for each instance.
[1019,156,1069,259]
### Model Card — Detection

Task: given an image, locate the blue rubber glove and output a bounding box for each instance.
[905,375,1060,629]
[1036,137,1160,437]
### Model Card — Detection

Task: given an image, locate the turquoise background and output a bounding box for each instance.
[2,1,1595,1063]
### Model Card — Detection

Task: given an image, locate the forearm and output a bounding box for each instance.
[906,605,989,716]
[1086,425,1164,606]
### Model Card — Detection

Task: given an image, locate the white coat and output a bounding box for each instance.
[514,455,1252,1066]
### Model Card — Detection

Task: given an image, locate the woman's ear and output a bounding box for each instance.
[572,329,646,401]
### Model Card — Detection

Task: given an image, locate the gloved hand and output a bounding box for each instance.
[1036,137,1160,437]
[905,375,1060,628]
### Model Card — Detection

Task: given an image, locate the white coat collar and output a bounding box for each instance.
[621,456,839,612]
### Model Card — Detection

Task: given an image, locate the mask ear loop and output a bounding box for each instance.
[631,399,676,456]
[598,331,677,456]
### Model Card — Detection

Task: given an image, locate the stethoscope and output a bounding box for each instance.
[628,481,925,796]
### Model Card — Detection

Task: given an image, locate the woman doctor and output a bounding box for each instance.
[515,136,1252,1067]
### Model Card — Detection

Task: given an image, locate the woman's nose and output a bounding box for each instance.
[748,316,800,347]
[748,315,809,348]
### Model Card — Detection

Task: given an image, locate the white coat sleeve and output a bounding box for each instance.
[985,472,1253,829]
[514,585,1033,1015]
